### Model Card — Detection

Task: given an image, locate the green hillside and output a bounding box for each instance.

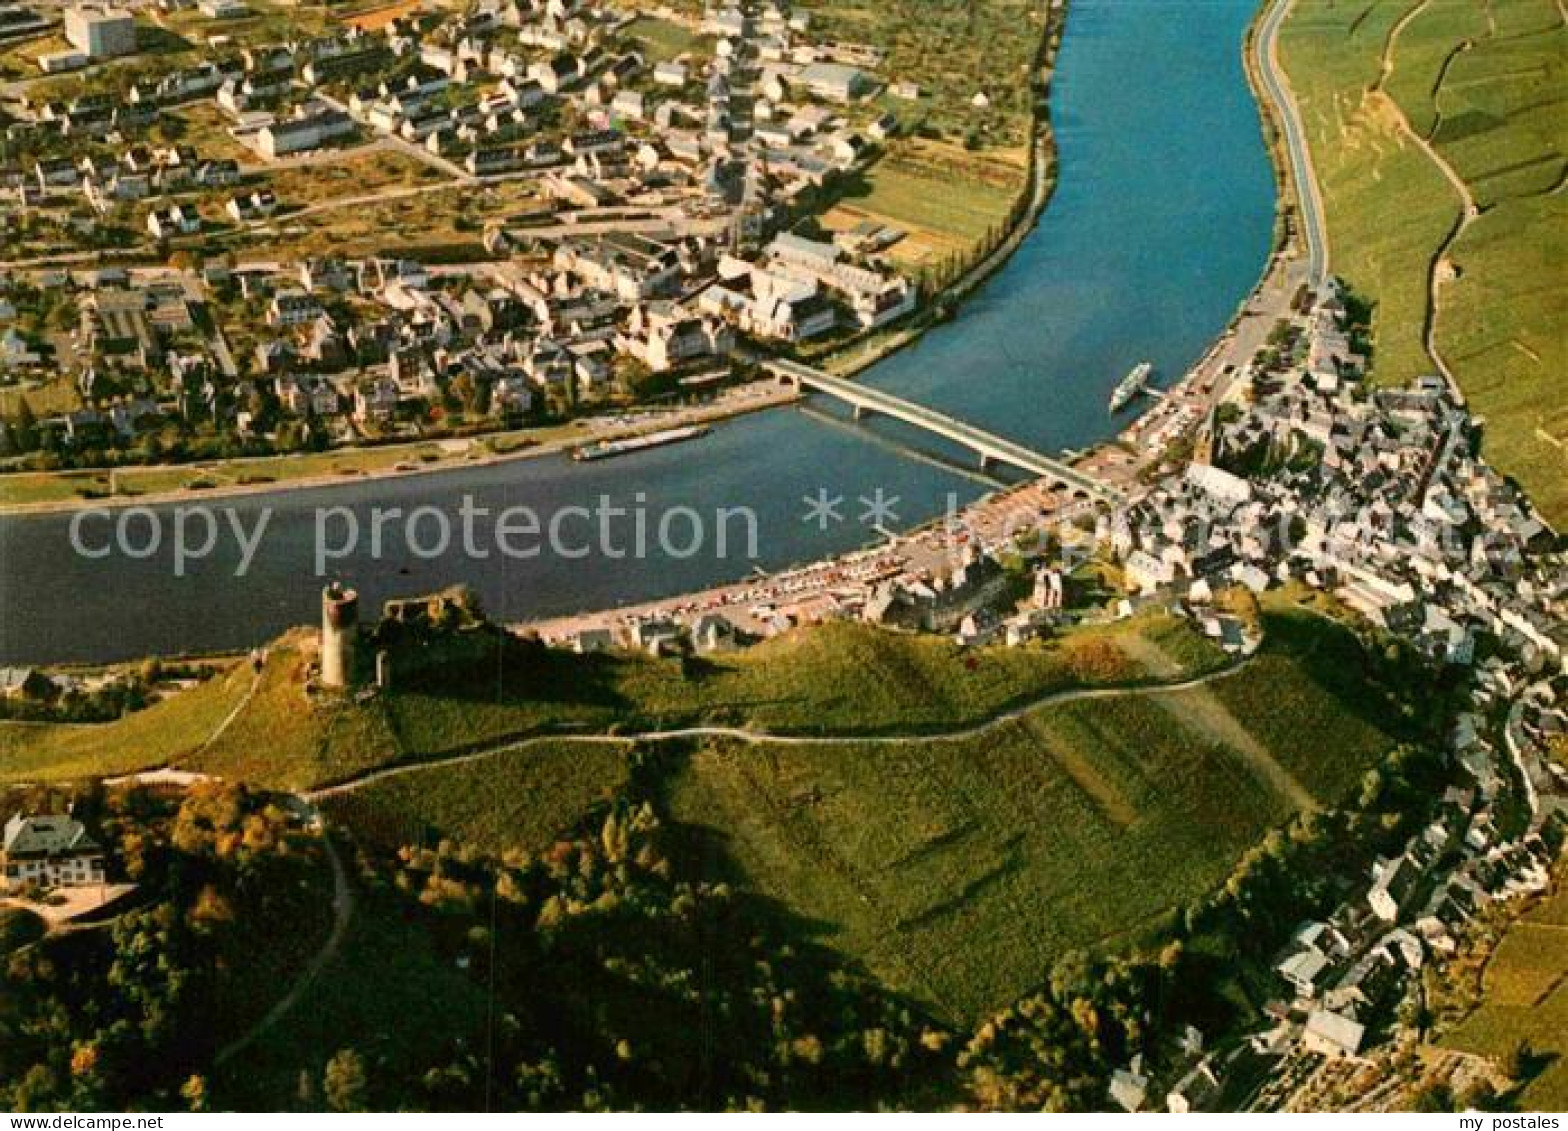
[185,641,405,789]
[0,662,251,782]
[382,611,1224,760]
[318,740,634,857]
[666,622,1408,1023]
[1280,0,1567,523]
[0,612,1223,792]
[319,602,1419,1023]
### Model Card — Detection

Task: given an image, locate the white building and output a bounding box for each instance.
[2,813,107,892]
[256,107,354,160]
[1302,1009,1365,1059]
[64,5,136,58]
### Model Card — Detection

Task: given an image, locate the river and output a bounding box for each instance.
[0,0,1275,664]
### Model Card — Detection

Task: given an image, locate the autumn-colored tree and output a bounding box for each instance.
[180,1074,209,1112]
[323,1048,368,1112]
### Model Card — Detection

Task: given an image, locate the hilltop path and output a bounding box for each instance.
[306,645,1265,802]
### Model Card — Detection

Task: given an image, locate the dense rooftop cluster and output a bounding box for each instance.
[1,0,927,466]
[1100,281,1567,1111]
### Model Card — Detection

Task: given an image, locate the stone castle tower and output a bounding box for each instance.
[320,583,359,690]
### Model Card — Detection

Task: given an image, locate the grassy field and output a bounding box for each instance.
[220,176,534,262]
[174,102,265,165]
[384,612,1227,760]
[309,600,1407,1024]
[160,0,333,46]
[0,611,1223,791]
[1280,0,1568,524]
[256,147,444,205]
[320,740,633,857]
[665,610,1405,1022]
[623,15,707,63]
[0,661,249,782]
[1445,882,1568,1110]
[0,641,401,791]
[824,141,1026,270]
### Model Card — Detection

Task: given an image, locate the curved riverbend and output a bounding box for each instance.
[0,0,1274,664]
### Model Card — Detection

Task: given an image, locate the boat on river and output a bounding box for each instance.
[1109,362,1154,412]
[571,424,712,462]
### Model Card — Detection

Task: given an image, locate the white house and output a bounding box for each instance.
[1302,1009,1365,1059]
[2,813,107,892]
[146,203,200,238]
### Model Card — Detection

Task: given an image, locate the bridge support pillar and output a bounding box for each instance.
[979,453,993,472]
[852,404,868,421]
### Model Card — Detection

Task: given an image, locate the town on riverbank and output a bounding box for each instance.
[7,268,1564,1110]
[2,0,1566,1115]
[0,0,1066,510]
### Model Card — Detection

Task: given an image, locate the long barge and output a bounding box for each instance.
[571,424,712,462]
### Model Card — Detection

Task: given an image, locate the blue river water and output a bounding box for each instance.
[0,0,1274,664]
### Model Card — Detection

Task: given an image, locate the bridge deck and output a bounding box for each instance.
[766,360,1121,502]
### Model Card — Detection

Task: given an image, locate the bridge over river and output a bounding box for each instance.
[766,359,1125,504]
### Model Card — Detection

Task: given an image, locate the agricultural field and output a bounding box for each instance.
[1203,603,1421,805]
[665,616,1407,1023]
[307,599,1411,1024]
[320,739,633,857]
[797,0,1051,277]
[1280,0,1568,524]
[383,612,1228,760]
[0,611,1224,791]
[0,660,249,782]
[823,141,1027,270]
[798,0,1048,147]
[1444,882,1568,1110]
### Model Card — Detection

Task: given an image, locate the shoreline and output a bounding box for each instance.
[0,0,1309,667]
[516,0,1318,641]
[0,5,1068,520]
[0,382,803,517]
